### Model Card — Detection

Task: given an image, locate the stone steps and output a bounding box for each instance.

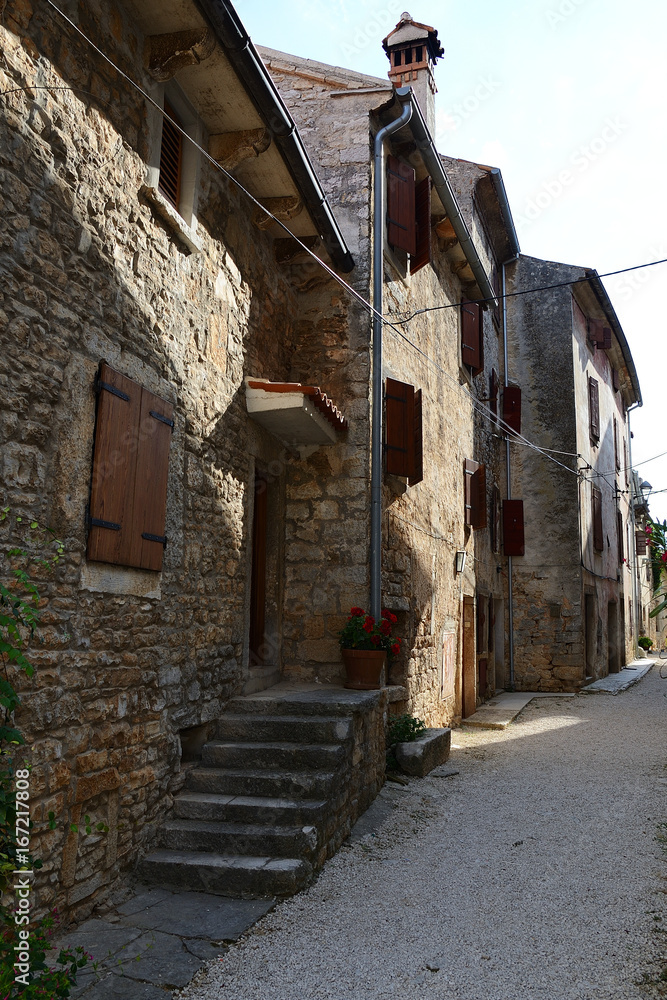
[173,790,328,826]
[138,683,387,899]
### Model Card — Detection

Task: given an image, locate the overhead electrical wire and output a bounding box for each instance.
[4,0,655,494]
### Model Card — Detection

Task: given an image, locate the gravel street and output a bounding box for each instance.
[179,666,667,1000]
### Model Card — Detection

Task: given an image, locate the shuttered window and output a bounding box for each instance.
[588,318,611,349]
[588,376,600,443]
[592,486,603,551]
[617,510,624,564]
[613,418,620,471]
[502,499,525,556]
[464,459,486,530]
[410,176,432,274]
[502,385,521,435]
[387,155,416,256]
[636,531,647,557]
[88,363,174,572]
[384,378,423,485]
[461,299,483,375]
[159,101,183,210]
[612,367,620,392]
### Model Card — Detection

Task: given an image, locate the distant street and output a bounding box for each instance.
[181,666,667,1000]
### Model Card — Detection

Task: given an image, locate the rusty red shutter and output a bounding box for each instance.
[133,387,174,571]
[502,499,524,556]
[588,376,600,442]
[612,367,620,392]
[464,459,476,526]
[592,487,603,551]
[88,364,141,567]
[636,531,647,557]
[408,387,423,486]
[410,176,431,274]
[602,326,612,349]
[387,155,416,255]
[88,363,173,571]
[385,377,414,477]
[502,386,522,435]
[465,460,486,530]
[461,299,483,374]
[617,510,624,564]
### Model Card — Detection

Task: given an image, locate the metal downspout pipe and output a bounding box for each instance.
[370,94,413,621]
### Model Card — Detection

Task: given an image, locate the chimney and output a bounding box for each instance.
[382,12,443,136]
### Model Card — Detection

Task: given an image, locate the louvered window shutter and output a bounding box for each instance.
[602,326,612,349]
[461,299,483,374]
[387,155,416,255]
[592,487,603,551]
[502,499,525,556]
[636,531,647,557]
[410,176,432,274]
[88,363,173,571]
[408,388,423,486]
[502,386,521,435]
[385,377,413,477]
[614,418,620,471]
[464,460,486,530]
[617,510,624,564]
[159,101,183,210]
[588,376,600,442]
[612,367,620,392]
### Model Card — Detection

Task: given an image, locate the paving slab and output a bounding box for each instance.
[119,891,273,939]
[463,691,576,730]
[581,659,654,693]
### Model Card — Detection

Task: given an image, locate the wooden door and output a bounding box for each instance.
[462,596,476,718]
[249,472,267,663]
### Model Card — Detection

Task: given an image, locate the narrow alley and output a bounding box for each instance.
[179,668,667,1000]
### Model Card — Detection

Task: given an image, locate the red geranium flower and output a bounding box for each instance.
[362,615,375,633]
[371,634,381,645]
[350,607,365,617]
[391,642,400,655]
[382,610,398,624]
[380,619,391,635]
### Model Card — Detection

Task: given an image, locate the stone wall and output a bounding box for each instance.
[0,0,311,921]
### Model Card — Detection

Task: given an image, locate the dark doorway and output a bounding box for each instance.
[584,593,595,680]
[249,471,268,663]
[608,601,619,674]
[462,596,476,718]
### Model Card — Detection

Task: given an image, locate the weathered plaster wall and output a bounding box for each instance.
[0,0,306,920]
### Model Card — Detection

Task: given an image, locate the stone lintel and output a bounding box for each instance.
[253,196,303,231]
[145,29,216,81]
[209,128,272,171]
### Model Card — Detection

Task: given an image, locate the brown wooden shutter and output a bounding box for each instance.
[461,299,483,374]
[387,155,416,255]
[88,363,173,572]
[408,387,423,486]
[502,386,522,435]
[612,367,620,392]
[159,101,183,210]
[636,530,647,556]
[613,418,620,471]
[410,176,432,274]
[592,486,603,551]
[617,510,624,564]
[502,499,524,556]
[464,459,486,529]
[602,326,612,349]
[588,376,600,442]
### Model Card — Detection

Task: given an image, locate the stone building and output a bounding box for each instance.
[504,256,641,688]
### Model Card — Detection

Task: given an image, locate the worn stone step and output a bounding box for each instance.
[202,740,346,771]
[137,849,312,898]
[185,767,336,799]
[227,689,380,719]
[158,818,318,858]
[216,714,353,745]
[173,791,328,826]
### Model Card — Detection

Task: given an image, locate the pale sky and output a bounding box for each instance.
[238,0,667,520]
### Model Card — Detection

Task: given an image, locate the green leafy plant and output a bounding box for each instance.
[646,520,667,619]
[638,636,654,651]
[387,714,427,746]
[338,607,402,659]
[0,908,91,999]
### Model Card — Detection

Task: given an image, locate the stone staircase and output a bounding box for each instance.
[137,684,388,898]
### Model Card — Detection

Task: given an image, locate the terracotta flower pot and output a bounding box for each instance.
[341,648,386,690]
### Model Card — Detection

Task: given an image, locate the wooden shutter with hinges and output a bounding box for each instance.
[387,155,416,255]
[159,101,183,210]
[502,499,524,556]
[385,378,423,484]
[464,459,487,530]
[461,299,483,375]
[592,486,603,551]
[614,418,620,471]
[617,510,624,564]
[502,385,521,436]
[588,376,600,442]
[636,531,647,557]
[88,363,173,572]
[410,176,432,274]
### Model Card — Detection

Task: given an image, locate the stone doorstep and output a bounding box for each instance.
[463,691,577,730]
[581,660,654,694]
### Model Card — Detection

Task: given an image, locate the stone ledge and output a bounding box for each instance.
[141,185,203,254]
[395,728,451,778]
